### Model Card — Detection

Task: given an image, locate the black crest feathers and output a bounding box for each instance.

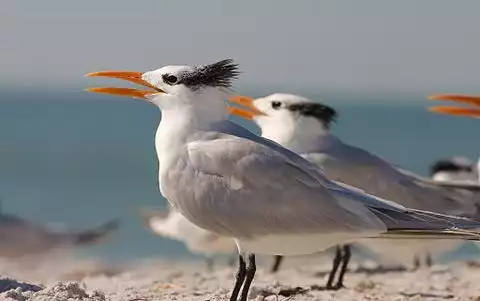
[288,103,338,127]
[429,159,473,176]
[179,59,240,89]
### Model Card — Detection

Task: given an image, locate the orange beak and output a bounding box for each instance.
[228,96,266,119]
[429,94,480,107]
[428,94,480,118]
[428,106,480,118]
[85,71,164,99]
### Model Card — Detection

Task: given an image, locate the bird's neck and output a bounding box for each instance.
[154,104,228,165]
[261,118,333,153]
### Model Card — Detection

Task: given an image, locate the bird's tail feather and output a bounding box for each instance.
[370,206,480,231]
[368,205,480,242]
[375,228,480,241]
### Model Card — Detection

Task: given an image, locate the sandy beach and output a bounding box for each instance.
[1,255,480,301]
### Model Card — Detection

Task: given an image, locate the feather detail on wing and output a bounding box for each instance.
[302,141,479,218]
[186,123,387,238]
[183,121,480,240]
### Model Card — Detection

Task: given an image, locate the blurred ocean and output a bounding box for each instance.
[0,89,479,263]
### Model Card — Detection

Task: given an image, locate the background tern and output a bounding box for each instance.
[430,157,478,183]
[141,208,283,271]
[228,93,480,284]
[0,201,120,261]
[141,207,237,269]
[86,60,480,301]
[428,94,480,190]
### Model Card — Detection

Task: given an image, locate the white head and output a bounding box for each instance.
[229,93,337,150]
[430,156,478,183]
[86,59,241,121]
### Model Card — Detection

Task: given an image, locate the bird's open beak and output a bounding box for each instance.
[429,94,480,107]
[428,94,480,118]
[228,96,266,119]
[428,106,480,117]
[85,71,164,99]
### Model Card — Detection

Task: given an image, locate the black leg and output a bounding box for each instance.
[270,255,284,273]
[206,257,214,271]
[425,253,433,267]
[334,245,351,289]
[227,255,236,267]
[240,254,256,301]
[325,246,342,289]
[230,255,247,301]
[413,254,421,270]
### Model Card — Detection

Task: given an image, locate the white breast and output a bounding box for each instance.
[235,230,381,256]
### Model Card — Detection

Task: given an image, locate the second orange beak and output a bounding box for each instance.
[428,94,480,118]
[228,96,266,119]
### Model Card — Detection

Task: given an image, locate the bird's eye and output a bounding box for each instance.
[271,101,282,109]
[162,74,178,85]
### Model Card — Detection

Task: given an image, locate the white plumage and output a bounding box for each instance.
[430,156,478,184]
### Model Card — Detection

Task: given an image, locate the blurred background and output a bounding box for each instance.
[1,0,480,263]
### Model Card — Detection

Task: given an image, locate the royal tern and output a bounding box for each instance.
[408,157,480,267]
[428,94,480,189]
[87,60,480,301]
[426,94,480,262]
[430,157,478,184]
[0,205,120,260]
[228,93,480,277]
[141,207,237,268]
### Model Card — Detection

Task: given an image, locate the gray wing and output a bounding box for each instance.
[302,141,478,218]
[183,122,478,239]
[435,182,480,191]
[186,134,386,239]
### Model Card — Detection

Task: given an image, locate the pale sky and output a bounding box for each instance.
[3,0,480,94]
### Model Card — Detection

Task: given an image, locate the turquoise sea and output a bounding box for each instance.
[0,89,479,263]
